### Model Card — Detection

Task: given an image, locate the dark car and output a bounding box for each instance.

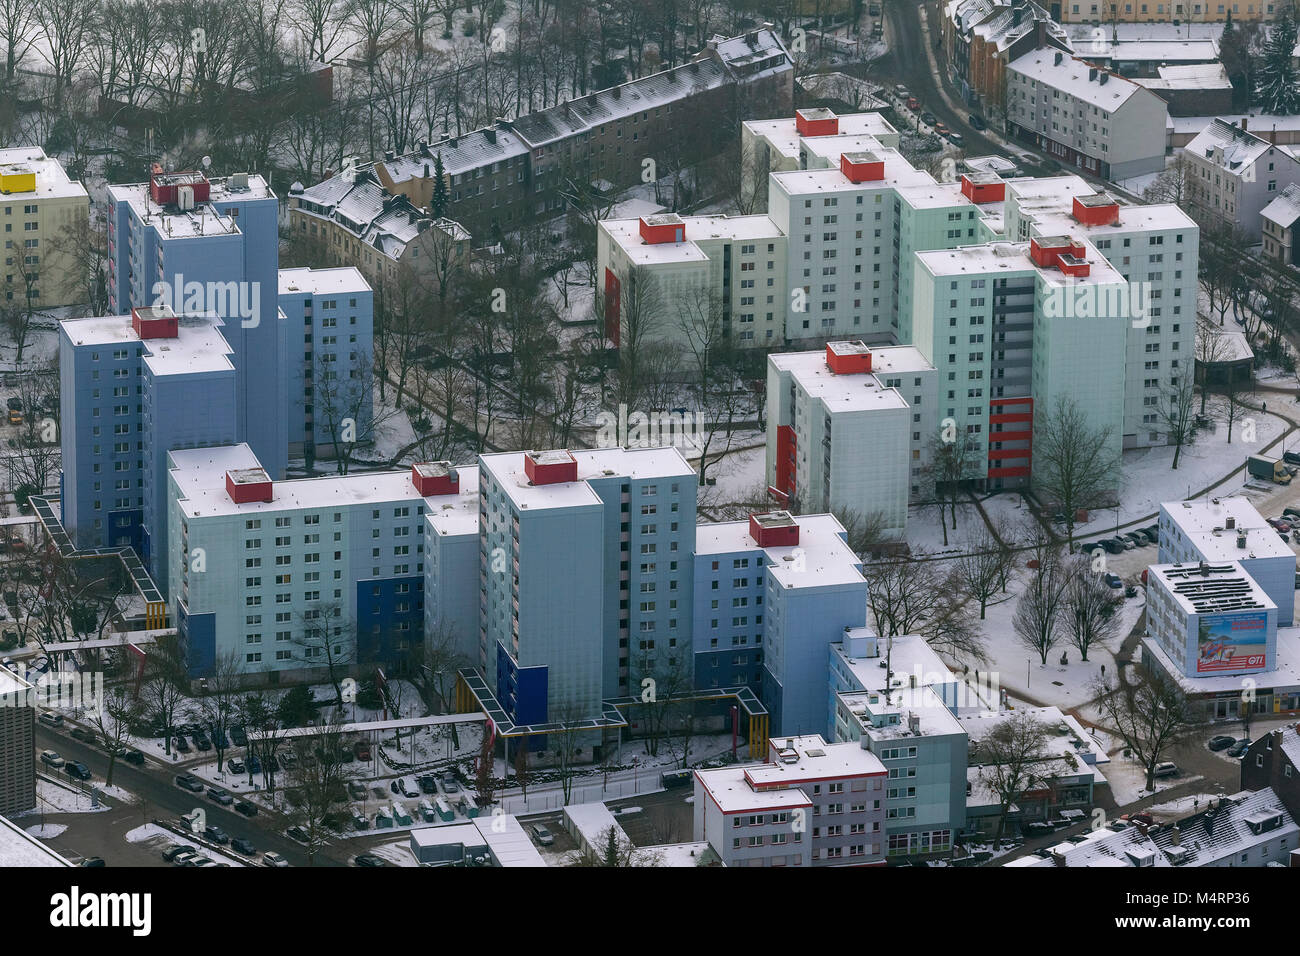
[161,843,195,862]
[286,826,310,844]
[173,735,191,753]
[230,838,256,856]
[1023,821,1055,837]
[947,132,965,148]
[203,825,229,845]
[233,800,259,818]
[1208,734,1235,751]
[418,775,437,795]
[1284,452,1300,467]
[246,754,262,775]
[121,749,146,766]
[70,727,94,744]
[968,113,987,130]
[1283,506,1300,521]
[230,725,248,747]
[175,773,205,793]
[1103,573,1123,589]
[1100,538,1126,555]
[348,781,367,800]
[192,734,212,752]
[1227,739,1251,758]
[207,786,234,806]
[353,854,388,867]
[1143,525,1160,542]
[79,857,106,867]
[65,762,92,781]
[921,111,937,126]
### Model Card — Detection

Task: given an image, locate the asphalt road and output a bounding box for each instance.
[880,0,1004,155]
[33,724,351,867]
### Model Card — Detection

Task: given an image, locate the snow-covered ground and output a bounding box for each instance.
[1103,750,1203,806]
[26,824,67,839]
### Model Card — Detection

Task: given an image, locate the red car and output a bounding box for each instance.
[935,122,950,136]
[353,740,371,761]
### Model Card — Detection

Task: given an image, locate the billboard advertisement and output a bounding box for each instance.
[1196,612,1269,674]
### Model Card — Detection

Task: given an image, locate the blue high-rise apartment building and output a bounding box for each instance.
[58,308,237,581]
[106,170,287,480]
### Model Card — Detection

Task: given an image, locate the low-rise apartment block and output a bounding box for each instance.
[0,146,90,308]
[1185,118,1300,240]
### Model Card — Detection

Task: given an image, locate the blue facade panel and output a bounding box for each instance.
[180,605,217,678]
[355,575,425,666]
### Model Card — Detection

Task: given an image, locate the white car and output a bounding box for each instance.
[39,749,64,769]
[262,852,291,867]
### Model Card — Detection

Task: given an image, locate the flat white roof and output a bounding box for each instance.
[694,513,865,589]
[770,150,936,195]
[841,684,966,738]
[278,266,371,295]
[769,347,930,413]
[749,734,885,785]
[0,816,71,867]
[743,111,900,160]
[61,312,236,375]
[1162,497,1294,561]
[108,174,272,239]
[170,444,472,518]
[424,466,480,538]
[0,146,89,201]
[695,764,814,813]
[600,214,784,265]
[479,447,695,513]
[915,239,1125,287]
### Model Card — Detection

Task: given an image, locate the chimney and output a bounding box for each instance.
[1099,73,1109,85]
[1241,116,1248,133]
[1237,531,1248,549]
[1089,67,1098,81]
[1170,826,1181,846]
[1226,515,1236,530]
[1054,51,1063,65]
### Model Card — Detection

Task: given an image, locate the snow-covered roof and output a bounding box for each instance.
[61,312,235,380]
[1185,118,1276,173]
[1092,39,1219,63]
[479,447,695,513]
[768,345,932,414]
[693,513,864,589]
[915,237,1125,288]
[600,214,785,266]
[1147,561,1276,616]
[1160,497,1294,562]
[1136,63,1233,93]
[0,815,71,867]
[743,111,900,161]
[170,444,473,518]
[0,146,89,201]
[295,173,466,262]
[1008,48,1149,111]
[1008,789,1297,867]
[840,684,967,739]
[278,266,371,296]
[1262,182,1300,230]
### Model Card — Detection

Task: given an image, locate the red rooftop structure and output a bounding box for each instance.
[131,306,178,339]
[225,467,273,504]
[960,172,1006,204]
[411,461,458,496]
[524,450,578,485]
[1029,235,1091,277]
[150,169,211,206]
[795,107,840,137]
[750,512,800,548]
[825,341,872,375]
[1071,192,1121,227]
[639,213,685,244]
[840,151,885,183]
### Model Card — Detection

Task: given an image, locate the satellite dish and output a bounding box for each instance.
[201,155,212,169]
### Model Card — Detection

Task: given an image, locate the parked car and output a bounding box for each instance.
[1227,739,1251,758]
[418,774,437,795]
[1023,821,1055,837]
[171,851,202,867]
[286,825,310,844]
[175,773,205,793]
[207,786,234,806]
[1143,525,1160,542]
[121,749,145,766]
[203,825,229,845]
[231,838,256,856]
[353,853,388,867]
[1103,573,1123,589]
[921,111,937,126]
[1116,536,1136,551]
[530,824,555,846]
[1268,517,1291,532]
[192,734,211,752]
[1208,734,1236,751]
[1122,532,1148,547]
[1284,506,1300,521]
[161,843,194,862]
[227,758,245,775]
[947,132,964,148]
[968,113,987,130]
[441,773,460,794]
[38,711,63,728]
[230,725,248,747]
[906,96,920,110]
[353,741,371,761]
[1100,538,1126,555]
[262,852,290,867]
[233,800,259,818]
[39,750,65,768]
[934,121,949,136]
[1152,761,1179,778]
[65,762,92,781]
[348,781,367,801]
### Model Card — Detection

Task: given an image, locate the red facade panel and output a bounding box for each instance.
[776,425,797,496]
[603,268,622,346]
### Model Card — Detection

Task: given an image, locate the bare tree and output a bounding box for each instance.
[140,631,191,758]
[1195,318,1229,416]
[283,717,349,865]
[1142,153,1195,208]
[293,600,354,706]
[1013,537,1066,665]
[954,524,1014,619]
[864,558,945,638]
[85,685,140,787]
[1062,555,1123,662]
[0,0,36,83]
[1214,363,1249,444]
[831,506,891,557]
[1158,368,1198,470]
[1091,662,1201,792]
[1032,395,1119,544]
[34,0,99,106]
[924,432,979,547]
[972,710,1052,846]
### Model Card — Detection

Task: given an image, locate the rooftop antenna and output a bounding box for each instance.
[884,634,894,705]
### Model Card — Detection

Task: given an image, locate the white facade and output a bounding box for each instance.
[1184,118,1300,240]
